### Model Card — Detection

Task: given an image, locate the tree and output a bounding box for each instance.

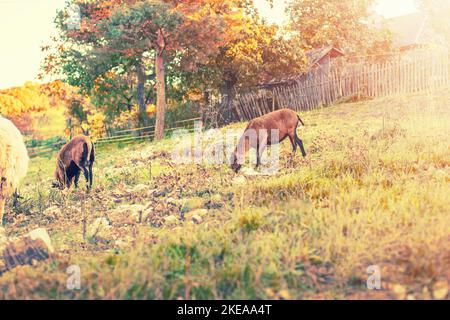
[216,20,306,123]
[287,0,391,57]
[46,0,248,140]
[100,1,183,139]
[0,82,50,116]
[178,5,307,125]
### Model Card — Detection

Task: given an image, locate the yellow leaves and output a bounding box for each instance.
[0,82,50,117]
[87,110,107,140]
[432,280,449,300]
[392,283,407,299]
[185,9,203,22]
[81,122,90,133]
[223,9,246,33]
[390,281,448,300]
[264,288,292,300]
[0,94,25,115]
[146,104,156,116]
[113,105,140,129]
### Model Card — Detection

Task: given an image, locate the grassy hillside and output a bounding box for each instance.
[1,89,449,299]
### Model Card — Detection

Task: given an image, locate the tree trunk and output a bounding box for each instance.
[219,78,237,126]
[155,29,166,141]
[136,66,147,124]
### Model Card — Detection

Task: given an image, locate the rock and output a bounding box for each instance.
[87,217,111,239]
[66,206,81,214]
[112,197,122,204]
[164,215,179,225]
[109,204,146,225]
[185,209,208,224]
[1,228,53,272]
[191,214,203,224]
[165,197,183,206]
[131,209,150,224]
[210,194,222,203]
[182,197,204,212]
[392,284,407,299]
[138,148,154,160]
[191,209,208,217]
[0,227,6,247]
[27,228,54,254]
[114,238,130,248]
[277,289,292,300]
[240,167,260,176]
[232,176,246,185]
[130,184,151,194]
[433,280,449,300]
[43,206,62,218]
[421,286,432,300]
[144,201,153,211]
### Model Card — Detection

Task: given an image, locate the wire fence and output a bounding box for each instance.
[26,117,202,158]
[27,49,450,157]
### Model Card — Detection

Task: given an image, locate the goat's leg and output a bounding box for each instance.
[0,177,6,225]
[256,141,261,168]
[256,134,268,169]
[88,164,93,189]
[0,198,5,226]
[297,139,306,157]
[82,167,90,189]
[74,171,81,189]
[289,134,297,152]
[294,133,306,157]
[287,134,297,165]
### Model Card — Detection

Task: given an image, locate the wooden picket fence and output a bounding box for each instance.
[233,48,450,121]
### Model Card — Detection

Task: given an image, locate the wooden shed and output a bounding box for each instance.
[257,46,344,89]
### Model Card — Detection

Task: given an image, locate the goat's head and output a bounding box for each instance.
[51,180,64,190]
[230,152,242,173]
[52,164,67,190]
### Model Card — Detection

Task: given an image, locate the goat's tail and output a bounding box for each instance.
[89,141,95,164]
[82,141,93,165]
[297,114,305,126]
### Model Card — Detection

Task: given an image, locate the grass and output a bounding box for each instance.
[0,89,449,299]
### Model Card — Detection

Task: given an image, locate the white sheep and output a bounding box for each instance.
[0,116,29,225]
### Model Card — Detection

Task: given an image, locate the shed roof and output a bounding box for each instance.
[257,46,344,88]
[306,46,345,68]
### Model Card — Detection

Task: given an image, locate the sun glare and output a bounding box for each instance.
[373,0,419,18]
[255,0,420,25]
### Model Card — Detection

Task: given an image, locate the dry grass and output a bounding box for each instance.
[0,89,449,299]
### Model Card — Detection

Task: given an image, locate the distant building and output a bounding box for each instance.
[258,46,344,89]
[305,46,345,71]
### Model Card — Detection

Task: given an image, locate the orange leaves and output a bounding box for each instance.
[41,80,80,108]
[166,0,249,70]
[186,89,203,101]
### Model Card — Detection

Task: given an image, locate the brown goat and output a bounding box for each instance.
[231,108,306,173]
[52,135,95,190]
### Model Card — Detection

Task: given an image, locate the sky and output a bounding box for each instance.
[0,0,420,89]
